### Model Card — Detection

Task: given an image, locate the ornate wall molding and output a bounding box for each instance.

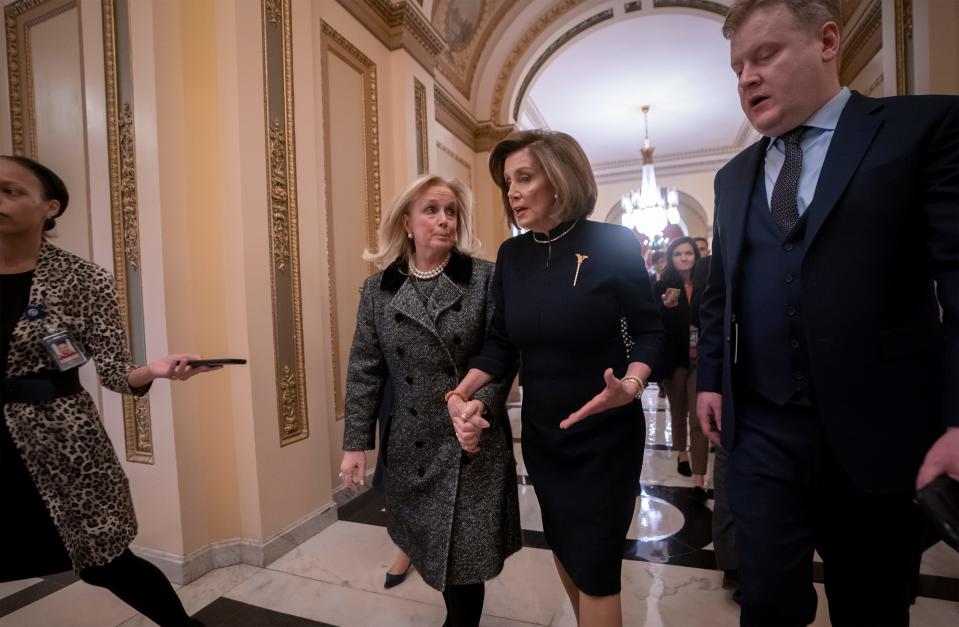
[414,77,428,174]
[263,0,309,445]
[432,0,514,100]
[102,0,154,462]
[652,0,728,17]
[436,141,472,185]
[488,0,588,123]
[435,84,511,152]
[839,0,882,88]
[511,9,613,121]
[320,20,381,420]
[5,0,77,155]
[334,0,444,76]
[893,0,911,95]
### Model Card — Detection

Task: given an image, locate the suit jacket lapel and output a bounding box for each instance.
[804,92,883,247]
[429,274,464,316]
[725,138,768,279]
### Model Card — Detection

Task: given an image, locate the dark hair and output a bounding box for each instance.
[722,0,840,39]
[1,155,69,231]
[651,251,665,264]
[661,237,701,285]
[694,237,708,244]
[488,129,597,229]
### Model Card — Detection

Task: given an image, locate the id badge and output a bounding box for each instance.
[42,330,89,371]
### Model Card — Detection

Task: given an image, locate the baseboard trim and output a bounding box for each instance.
[131,501,338,584]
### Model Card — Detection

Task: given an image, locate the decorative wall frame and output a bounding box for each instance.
[839,0,882,88]
[893,0,912,95]
[436,141,472,185]
[102,0,153,462]
[5,0,77,156]
[319,20,381,420]
[414,77,428,174]
[263,0,309,445]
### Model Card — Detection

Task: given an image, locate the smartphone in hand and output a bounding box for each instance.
[185,358,247,367]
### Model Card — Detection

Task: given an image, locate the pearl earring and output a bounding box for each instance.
[407,232,413,239]
[554,193,558,200]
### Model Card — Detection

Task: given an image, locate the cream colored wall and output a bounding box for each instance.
[913,0,959,95]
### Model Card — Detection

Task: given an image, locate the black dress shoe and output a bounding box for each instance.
[677,460,692,477]
[384,567,410,589]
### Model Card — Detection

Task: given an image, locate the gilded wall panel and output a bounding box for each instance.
[320,21,381,421]
[414,77,428,174]
[263,0,309,445]
[102,0,153,462]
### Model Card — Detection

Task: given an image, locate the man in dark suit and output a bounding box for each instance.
[695,1,958,625]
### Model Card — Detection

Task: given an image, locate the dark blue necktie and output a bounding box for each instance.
[770,126,809,234]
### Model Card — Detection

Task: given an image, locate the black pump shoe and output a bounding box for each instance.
[384,566,410,589]
[677,460,692,477]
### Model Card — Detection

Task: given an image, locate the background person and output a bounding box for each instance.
[0,155,217,626]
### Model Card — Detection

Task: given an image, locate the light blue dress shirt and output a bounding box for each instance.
[764,87,852,215]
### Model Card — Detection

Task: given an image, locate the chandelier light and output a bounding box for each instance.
[621,105,685,242]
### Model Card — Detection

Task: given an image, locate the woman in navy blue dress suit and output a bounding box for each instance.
[445,131,663,626]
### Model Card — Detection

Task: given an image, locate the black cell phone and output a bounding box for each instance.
[915,474,959,551]
[185,358,247,367]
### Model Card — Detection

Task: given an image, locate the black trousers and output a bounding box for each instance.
[80,549,201,627]
[441,582,485,627]
[728,389,925,627]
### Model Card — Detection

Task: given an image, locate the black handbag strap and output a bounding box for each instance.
[1,369,83,404]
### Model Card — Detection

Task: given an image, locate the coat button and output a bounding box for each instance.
[417,467,425,477]
[461,452,472,465]
[452,336,462,345]
[396,347,405,357]
[444,367,455,377]
[409,407,418,416]
[414,441,424,448]
[405,375,413,385]
[783,242,794,252]
[394,313,403,322]
[451,303,462,312]
[784,273,794,284]
[786,306,797,317]
[790,339,800,349]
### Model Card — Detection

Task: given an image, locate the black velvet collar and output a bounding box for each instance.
[380,249,473,293]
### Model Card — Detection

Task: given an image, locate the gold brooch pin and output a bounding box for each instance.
[573,253,589,286]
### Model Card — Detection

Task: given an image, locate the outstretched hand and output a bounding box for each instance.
[560,368,638,430]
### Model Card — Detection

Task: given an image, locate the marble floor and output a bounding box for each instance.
[2,385,957,626]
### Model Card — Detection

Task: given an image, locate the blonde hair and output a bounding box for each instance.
[488,130,597,229]
[364,175,480,268]
[722,0,840,39]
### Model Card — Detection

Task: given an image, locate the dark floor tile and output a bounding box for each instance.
[193,597,334,627]
[0,570,78,618]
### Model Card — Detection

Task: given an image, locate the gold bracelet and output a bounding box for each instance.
[444,390,469,403]
[620,376,645,399]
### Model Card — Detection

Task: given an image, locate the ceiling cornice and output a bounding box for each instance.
[335,0,445,75]
[434,84,513,152]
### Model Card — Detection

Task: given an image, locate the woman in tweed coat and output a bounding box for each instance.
[1,155,214,626]
[340,175,521,627]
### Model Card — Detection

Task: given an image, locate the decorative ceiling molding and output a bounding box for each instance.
[489,0,590,123]
[511,8,613,120]
[652,0,728,17]
[520,95,550,130]
[839,0,881,87]
[432,0,515,99]
[434,84,512,152]
[592,118,757,181]
[335,0,445,75]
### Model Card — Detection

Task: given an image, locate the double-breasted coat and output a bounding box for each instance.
[342,251,521,590]
[2,243,145,572]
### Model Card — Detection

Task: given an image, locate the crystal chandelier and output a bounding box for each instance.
[621,106,683,241]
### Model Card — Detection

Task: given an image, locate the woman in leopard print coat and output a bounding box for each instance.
[1,155,213,626]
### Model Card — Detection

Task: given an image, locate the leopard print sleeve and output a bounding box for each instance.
[85,265,148,396]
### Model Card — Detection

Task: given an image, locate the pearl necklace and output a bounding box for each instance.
[408,253,451,280]
[532,220,579,244]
